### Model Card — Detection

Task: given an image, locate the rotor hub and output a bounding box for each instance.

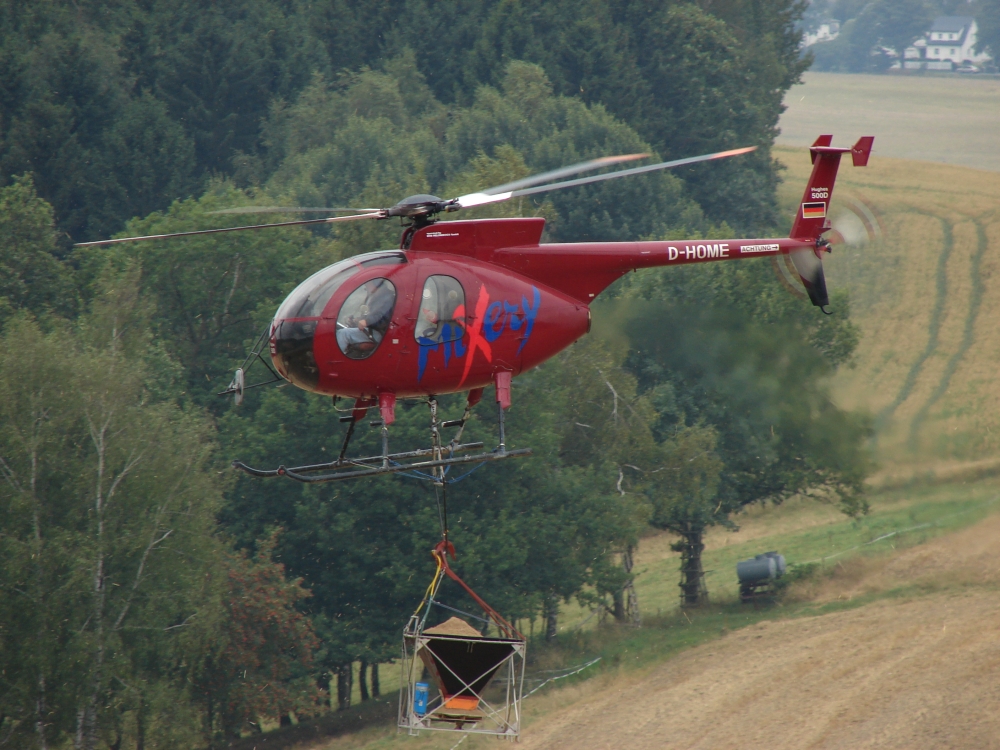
[388,194,453,224]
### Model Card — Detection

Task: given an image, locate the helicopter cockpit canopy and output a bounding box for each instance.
[271,251,405,389]
[274,251,406,321]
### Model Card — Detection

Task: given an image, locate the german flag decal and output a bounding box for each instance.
[802,201,826,219]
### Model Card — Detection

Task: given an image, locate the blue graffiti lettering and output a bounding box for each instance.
[517,288,541,354]
[504,301,523,331]
[417,337,438,380]
[484,302,504,343]
[441,324,454,367]
[417,286,541,380]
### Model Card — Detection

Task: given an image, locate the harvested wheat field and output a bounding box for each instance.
[514,514,1000,750]
[774,146,1000,477]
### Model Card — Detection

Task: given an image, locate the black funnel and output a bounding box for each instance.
[418,618,518,707]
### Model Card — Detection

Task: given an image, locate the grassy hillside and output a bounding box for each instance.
[291,477,1000,750]
[517,531,1000,750]
[556,471,999,632]
[776,146,1000,477]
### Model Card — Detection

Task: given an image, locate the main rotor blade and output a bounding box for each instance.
[456,146,757,209]
[481,153,648,196]
[207,206,381,215]
[73,212,385,248]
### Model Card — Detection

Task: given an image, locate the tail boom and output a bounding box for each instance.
[495,236,819,302]
[430,135,874,310]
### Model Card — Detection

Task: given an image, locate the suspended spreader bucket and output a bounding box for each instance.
[400,617,525,736]
[398,542,526,738]
[399,617,524,739]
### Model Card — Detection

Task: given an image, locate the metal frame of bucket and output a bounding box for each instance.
[398,620,526,738]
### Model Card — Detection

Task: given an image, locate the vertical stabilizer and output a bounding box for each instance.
[790,135,873,241]
[852,136,874,167]
[791,135,840,241]
[788,135,873,309]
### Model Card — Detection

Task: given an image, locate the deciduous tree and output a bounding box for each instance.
[0,176,75,328]
[976,0,1000,58]
[611,258,872,605]
[0,270,223,749]
[190,536,319,745]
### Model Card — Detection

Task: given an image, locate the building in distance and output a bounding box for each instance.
[903,16,993,71]
[802,19,840,48]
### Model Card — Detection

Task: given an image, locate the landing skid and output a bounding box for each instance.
[232,443,530,483]
[232,385,530,484]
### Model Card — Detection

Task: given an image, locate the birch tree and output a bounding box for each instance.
[0,275,224,749]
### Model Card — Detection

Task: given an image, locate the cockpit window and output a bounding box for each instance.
[274,252,405,320]
[415,276,466,345]
[336,278,397,359]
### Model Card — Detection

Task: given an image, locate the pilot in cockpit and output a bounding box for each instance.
[336,279,395,355]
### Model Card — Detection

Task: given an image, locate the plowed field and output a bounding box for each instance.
[306,509,1000,750]
[515,513,1000,750]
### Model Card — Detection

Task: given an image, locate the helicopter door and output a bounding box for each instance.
[414,275,467,382]
[415,276,466,345]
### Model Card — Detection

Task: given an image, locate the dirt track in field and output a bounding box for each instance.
[517,514,1000,750]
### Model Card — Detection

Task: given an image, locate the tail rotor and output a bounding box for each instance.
[773,194,882,304]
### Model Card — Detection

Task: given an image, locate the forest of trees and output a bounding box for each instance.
[0,1,873,748]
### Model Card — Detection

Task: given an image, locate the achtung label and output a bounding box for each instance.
[739,243,780,254]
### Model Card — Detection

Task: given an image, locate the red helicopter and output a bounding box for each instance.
[78,134,872,483]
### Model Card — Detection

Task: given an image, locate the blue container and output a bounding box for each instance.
[414,682,429,716]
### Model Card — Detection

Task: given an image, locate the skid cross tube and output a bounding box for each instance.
[233,386,531,484]
[234,441,487,476]
[233,442,483,477]
[232,446,531,483]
